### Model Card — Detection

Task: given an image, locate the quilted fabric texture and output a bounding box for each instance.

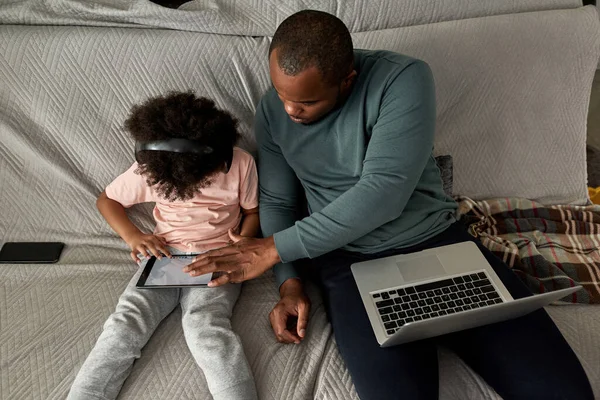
[1,248,599,399]
[352,6,600,205]
[1,6,600,400]
[0,0,582,36]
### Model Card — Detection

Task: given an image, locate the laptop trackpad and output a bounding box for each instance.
[397,254,447,283]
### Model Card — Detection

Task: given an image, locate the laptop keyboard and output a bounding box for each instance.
[371,271,503,336]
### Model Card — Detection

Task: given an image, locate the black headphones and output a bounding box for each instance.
[135,138,233,173]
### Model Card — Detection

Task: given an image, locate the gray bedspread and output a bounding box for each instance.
[1,2,599,399]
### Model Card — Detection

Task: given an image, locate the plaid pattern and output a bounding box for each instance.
[457,197,600,304]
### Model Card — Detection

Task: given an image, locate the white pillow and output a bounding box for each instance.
[354,6,600,204]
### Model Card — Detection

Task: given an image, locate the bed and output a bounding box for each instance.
[1,1,599,399]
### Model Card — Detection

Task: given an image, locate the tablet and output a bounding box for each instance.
[136,255,214,288]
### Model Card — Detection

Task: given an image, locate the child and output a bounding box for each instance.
[68,92,259,400]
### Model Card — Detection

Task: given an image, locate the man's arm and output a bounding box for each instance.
[256,98,311,344]
[255,98,303,288]
[274,61,436,263]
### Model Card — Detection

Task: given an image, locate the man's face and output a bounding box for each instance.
[269,50,342,125]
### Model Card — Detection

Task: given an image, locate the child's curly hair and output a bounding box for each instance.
[125,91,240,201]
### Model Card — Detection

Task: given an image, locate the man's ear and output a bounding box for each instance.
[342,69,357,90]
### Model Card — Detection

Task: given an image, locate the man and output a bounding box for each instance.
[185,10,593,399]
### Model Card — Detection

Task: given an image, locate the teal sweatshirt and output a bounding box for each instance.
[255,50,458,287]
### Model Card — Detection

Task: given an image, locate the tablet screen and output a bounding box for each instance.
[136,255,213,288]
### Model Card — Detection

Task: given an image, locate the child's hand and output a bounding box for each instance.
[126,233,171,262]
[228,229,244,244]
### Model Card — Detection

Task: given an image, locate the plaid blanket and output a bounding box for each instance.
[457,197,600,304]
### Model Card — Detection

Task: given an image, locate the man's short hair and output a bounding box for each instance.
[269,10,354,86]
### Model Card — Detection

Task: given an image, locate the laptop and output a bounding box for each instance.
[351,241,581,347]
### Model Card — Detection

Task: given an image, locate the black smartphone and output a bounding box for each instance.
[0,242,65,264]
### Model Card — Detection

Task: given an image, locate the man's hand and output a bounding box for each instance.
[126,233,171,262]
[270,278,311,344]
[183,231,281,287]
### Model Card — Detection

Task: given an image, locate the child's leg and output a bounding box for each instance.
[68,267,180,400]
[180,284,257,400]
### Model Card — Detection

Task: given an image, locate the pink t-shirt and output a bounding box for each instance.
[105,147,258,253]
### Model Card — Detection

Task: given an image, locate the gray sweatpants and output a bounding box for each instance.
[68,255,257,400]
